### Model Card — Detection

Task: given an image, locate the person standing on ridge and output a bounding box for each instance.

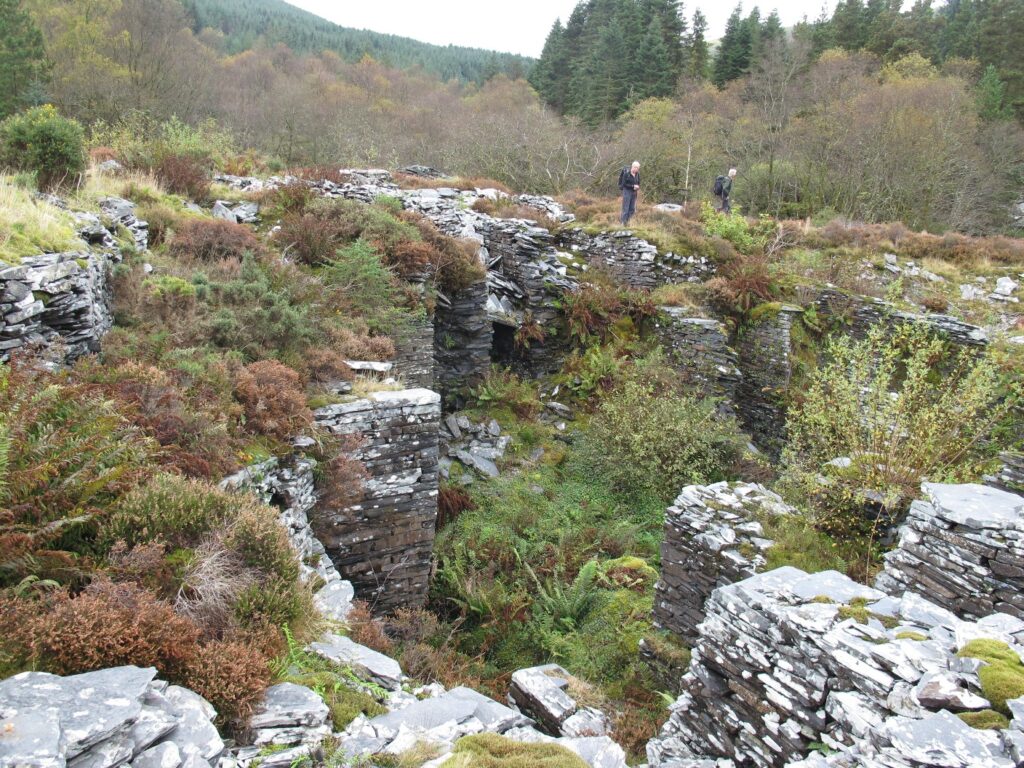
[618,161,640,225]
[714,168,737,214]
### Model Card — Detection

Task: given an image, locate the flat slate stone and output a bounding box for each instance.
[0,667,156,758]
[789,570,885,605]
[880,710,1011,767]
[0,709,64,768]
[924,482,1024,529]
[130,743,181,768]
[249,684,329,730]
[309,634,403,690]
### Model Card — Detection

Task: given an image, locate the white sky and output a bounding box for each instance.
[284,0,841,57]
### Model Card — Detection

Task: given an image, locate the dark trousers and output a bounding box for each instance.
[620,188,637,225]
[720,194,731,214]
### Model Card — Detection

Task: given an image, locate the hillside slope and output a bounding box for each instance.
[182,0,534,82]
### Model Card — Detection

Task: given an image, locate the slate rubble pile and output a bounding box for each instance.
[654,482,795,644]
[876,482,1024,621]
[440,414,511,481]
[986,452,1024,495]
[508,665,612,740]
[0,666,224,768]
[647,564,1024,768]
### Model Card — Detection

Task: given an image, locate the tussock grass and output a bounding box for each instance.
[0,176,84,264]
[72,166,169,208]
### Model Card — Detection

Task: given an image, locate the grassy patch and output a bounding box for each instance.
[443,734,589,768]
[760,514,848,574]
[0,177,84,263]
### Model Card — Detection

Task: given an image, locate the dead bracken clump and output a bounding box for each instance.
[169,218,262,261]
[233,360,312,442]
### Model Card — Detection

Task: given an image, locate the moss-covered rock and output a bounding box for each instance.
[958,639,1024,715]
[443,734,589,768]
[958,709,1010,730]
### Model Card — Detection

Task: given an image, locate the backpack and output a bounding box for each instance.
[713,175,726,196]
[618,167,628,190]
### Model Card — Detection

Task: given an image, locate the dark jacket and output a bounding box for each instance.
[722,176,733,197]
[619,168,640,191]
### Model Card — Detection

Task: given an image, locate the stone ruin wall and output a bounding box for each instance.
[648,480,1024,767]
[557,228,715,289]
[654,310,741,412]
[433,278,492,404]
[312,389,441,613]
[390,316,436,390]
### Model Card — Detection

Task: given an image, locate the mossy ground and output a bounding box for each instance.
[442,734,589,768]
[958,640,1024,715]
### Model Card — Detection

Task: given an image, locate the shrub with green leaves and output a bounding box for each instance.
[578,369,745,503]
[0,106,86,190]
[781,324,1015,536]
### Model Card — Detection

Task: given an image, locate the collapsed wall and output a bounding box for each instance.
[655,310,741,410]
[876,483,1024,621]
[653,482,794,644]
[312,389,441,613]
[557,228,715,289]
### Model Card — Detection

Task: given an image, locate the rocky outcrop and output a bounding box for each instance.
[313,389,441,613]
[876,483,1024,621]
[735,305,803,457]
[654,482,795,643]
[0,667,223,768]
[654,311,741,411]
[557,228,715,289]
[648,566,1024,767]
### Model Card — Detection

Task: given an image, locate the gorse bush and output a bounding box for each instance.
[0,106,86,190]
[781,324,1016,535]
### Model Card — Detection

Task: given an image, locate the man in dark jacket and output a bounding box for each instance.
[719,167,737,213]
[619,161,640,225]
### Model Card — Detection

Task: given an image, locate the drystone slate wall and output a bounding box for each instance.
[557,228,715,289]
[434,278,491,403]
[876,482,1024,621]
[648,565,1024,768]
[312,389,441,613]
[655,310,741,410]
[653,482,795,644]
[391,316,436,390]
[735,305,802,458]
[813,288,988,349]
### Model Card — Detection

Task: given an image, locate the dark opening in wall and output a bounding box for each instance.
[491,322,516,364]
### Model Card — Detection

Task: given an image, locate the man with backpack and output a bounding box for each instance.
[618,161,641,225]
[714,168,737,213]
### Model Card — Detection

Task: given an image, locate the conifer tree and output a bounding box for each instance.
[687,9,709,79]
[713,5,746,87]
[639,14,676,98]
[976,64,1012,121]
[0,0,50,118]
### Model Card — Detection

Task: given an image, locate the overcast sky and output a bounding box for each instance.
[284,1,839,57]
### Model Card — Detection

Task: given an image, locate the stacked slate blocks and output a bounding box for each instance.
[734,305,802,458]
[654,311,742,412]
[313,389,441,613]
[653,482,795,644]
[647,567,1024,768]
[876,483,1024,621]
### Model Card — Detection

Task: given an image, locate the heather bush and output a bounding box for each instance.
[224,505,299,584]
[183,638,273,722]
[233,360,312,442]
[154,153,211,201]
[0,106,86,190]
[103,473,265,550]
[781,324,1016,536]
[273,210,344,265]
[233,578,311,629]
[0,580,200,677]
[169,219,261,261]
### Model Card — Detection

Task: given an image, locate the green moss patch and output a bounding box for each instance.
[958,709,1010,730]
[443,734,589,768]
[958,639,1024,715]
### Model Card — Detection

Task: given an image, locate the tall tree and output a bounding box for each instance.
[530,20,569,110]
[687,8,709,79]
[713,4,746,87]
[0,0,50,118]
[976,64,1011,121]
[638,14,675,99]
